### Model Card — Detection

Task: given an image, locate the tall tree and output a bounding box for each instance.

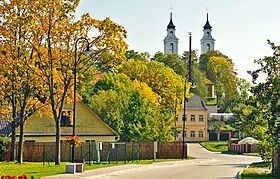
[30,0,127,165]
[152,52,187,76]
[248,41,280,176]
[181,51,208,98]
[206,56,238,111]
[118,60,189,113]
[0,0,46,163]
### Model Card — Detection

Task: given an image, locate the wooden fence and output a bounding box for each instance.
[228,143,258,153]
[1,142,187,162]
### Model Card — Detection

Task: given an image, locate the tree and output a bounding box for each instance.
[118,60,190,113]
[181,51,208,98]
[15,0,128,165]
[206,56,238,111]
[0,0,46,163]
[248,41,280,176]
[87,73,172,141]
[151,52,187,76]
[199,50,232,73]
[126,50,150,61]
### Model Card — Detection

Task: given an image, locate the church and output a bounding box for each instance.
[164,12,215,55]
[165,13,216,142]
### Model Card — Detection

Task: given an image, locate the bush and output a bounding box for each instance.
[0,136,10,159]
[257,140,272,162]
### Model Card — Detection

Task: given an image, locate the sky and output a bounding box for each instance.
[76,0,280,82]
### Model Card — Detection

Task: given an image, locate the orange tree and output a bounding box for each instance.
[1,0,127,165]
[31,0,127,165]
[0,0,47,163]
[248,41,280,176]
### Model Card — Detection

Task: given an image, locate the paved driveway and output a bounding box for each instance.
[45,143,261,179]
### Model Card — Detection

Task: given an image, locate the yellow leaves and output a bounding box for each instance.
[132,80,161,106]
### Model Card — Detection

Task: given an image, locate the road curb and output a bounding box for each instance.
[236,164,249,179]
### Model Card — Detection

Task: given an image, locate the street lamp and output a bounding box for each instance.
[72,37,91,163]
[182,32,193,159]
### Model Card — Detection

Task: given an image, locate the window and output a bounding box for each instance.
[170,43,174,53]
[199,131,204,138]
[207,44,210,51]
[199,115,204,122]
[170,31,173,36]
[206,32,210,37]
[61,110,72,127]
[191,131,195,138]
[191,115,195,122]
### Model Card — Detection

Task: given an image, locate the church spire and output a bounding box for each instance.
[164,12,178,55]
[201,13,215,54]
[167,13,175,29]
[203,13,212,30]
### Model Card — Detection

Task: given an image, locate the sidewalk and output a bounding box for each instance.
[42,164,147,179]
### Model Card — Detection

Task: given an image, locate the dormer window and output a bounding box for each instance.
[61,110,72,127]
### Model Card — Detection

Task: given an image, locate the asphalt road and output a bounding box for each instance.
[90,143,261,179]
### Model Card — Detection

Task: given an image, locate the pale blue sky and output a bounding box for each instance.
[76,0,280,82]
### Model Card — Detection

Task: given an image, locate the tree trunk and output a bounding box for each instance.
[272,147,280,177]
[55,120,61,165]
[17,123,24,163]
[9,122,16,161]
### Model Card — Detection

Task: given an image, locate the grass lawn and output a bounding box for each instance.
[0,158,192,178]
[241,161,275,179]
[200,141,228,152]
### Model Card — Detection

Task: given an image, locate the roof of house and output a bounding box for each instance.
[18,101,118,137]
[0,119,12,136]
[184,94,207,110]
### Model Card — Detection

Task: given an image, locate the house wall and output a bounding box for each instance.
[16,135,116,143]
[176,109,208,142]
[16,101,118,142]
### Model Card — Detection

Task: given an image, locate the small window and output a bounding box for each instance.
[170,31,173,36]
[199,115,204,122]
[199,131,204,138]
[170,43,174,53]
[191,131,195,138]
[207,44,210,51]
[191,115,195,122]
[206,32,210,37]
[61,110,72,127]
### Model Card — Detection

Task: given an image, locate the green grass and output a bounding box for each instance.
[0,158,193,178]
[249,161,271,169]
[200,141,228,152]
[241,161,274,179]
[243,152,261,157]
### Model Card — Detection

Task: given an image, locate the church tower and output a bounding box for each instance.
[201,13,215,54]
[164,13,179,55]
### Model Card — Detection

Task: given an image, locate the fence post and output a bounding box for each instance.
[88,142,91,165]
[124,143,127,164]
[154,141,157,161]
[43,143,45,166]
[132,143,134,163]
[115,144,118,164]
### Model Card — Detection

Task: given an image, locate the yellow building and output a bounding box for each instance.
[175,95,208,142]
[16,101,118,142]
